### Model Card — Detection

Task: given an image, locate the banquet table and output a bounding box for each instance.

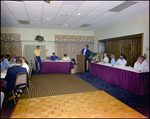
[41,61,74,74]
[90,62,149,95]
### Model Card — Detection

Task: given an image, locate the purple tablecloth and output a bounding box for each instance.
[41,62,73,74]
[90,63,149,95]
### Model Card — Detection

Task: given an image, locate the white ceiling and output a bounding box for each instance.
[1,1,149,31]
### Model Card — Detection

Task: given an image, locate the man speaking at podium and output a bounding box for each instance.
[81,45,90,60]
[81,45,90,70]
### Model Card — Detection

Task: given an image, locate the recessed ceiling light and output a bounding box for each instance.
[46,18,49,20]
[65,24,68,26]
[77,13,81,15]
[34,19,37,21]
[60,14,67,17]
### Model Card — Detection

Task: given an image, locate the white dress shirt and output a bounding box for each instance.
[62,57,70,61]
[115,59,127,66]
[22,63,29,73]
[103,56,109,63]
[134,60,149,71]
[83,49,87,54]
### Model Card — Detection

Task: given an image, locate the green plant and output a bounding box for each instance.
[34,35,45,43]
[89,51,98,62]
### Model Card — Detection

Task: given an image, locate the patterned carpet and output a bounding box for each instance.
[20,74,99,99]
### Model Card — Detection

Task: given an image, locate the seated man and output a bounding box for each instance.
[115,54,127,66]
[103,53,109,63]
[4,58,28,95]
[1,56,9,70]
[134,55,149,71]
[3,54,12,67]
[10,55,16,63]
[50,52,59,61]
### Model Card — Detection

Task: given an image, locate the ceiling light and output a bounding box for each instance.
[34,19,37,21]
[65,24,68,26]
[60,14,67,17]
[46,18,49,20]
[77,13,81,15]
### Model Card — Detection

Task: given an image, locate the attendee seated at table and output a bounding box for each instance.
[62,54,70,61]
[20,56,29,73]
[110,54,115,64]
[4,58,28,95]
[1,55,5,60]
[1,56,9,70]
[134,55,149,71]
[10,55,16,63]
[103,53,109,63]
[3,54,12,67]
[50,52,59,61]
[115,54,127,66]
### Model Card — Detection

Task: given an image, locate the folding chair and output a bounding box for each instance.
[28,67,34,89]
[12,72,30,104]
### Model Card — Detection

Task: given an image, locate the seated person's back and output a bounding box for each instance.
[5,58,28,94]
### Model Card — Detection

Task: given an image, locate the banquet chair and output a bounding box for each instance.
[12,72,30,104]
[28,67,34,89]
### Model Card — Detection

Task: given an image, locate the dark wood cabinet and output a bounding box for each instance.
[99,34,143,67]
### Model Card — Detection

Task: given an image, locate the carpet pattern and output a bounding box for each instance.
[20,74,99,99]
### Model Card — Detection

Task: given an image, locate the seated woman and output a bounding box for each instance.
[20,56,29,73]
[62,54,70,61]
[110,54,115,64]
[115,54,127,66]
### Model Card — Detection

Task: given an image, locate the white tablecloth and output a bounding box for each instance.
[96,62,148,73]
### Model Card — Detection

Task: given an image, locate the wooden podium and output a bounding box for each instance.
[77,55,87,73]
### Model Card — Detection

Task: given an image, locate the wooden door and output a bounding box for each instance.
[132,37,142,66]
[121,39,132,66]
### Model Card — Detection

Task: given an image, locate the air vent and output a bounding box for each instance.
[109,1,138,12]
[79,24,90,28]
[18,20,30,25]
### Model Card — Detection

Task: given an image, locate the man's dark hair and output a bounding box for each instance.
[36,45,40,48]
[64,54,67,57]
[138,55,145,61]
[53,52,55,55]
[5,54,10,58]
[15,58,22,64]
[20,56,28,64]
[85,45,89,49]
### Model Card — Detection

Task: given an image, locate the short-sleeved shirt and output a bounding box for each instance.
[50,56,58,61]
[34,49,42,56]
[1,61,9,70]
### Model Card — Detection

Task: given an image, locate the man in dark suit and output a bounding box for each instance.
[81,45,90,60]
[4,57,28,94]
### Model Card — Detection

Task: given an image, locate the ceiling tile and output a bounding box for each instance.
[79,1,104,10]
[44,1,64,7]
[1,1,11,14]
[43,5,60,16]
[1,13,16,20]
[24,1,44,6]
[62,1,84,9]
[4,1,27,14]
[13,14,28,21]
[82,11,104,20]
[25,4,43,15]
[1,18,10,27]
[28,15,42,22]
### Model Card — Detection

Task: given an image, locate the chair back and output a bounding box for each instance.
[14,72,27,89]
[28,67,33,80]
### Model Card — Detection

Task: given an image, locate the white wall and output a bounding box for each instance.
[94,13,149,63]
[1,27,94,57]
